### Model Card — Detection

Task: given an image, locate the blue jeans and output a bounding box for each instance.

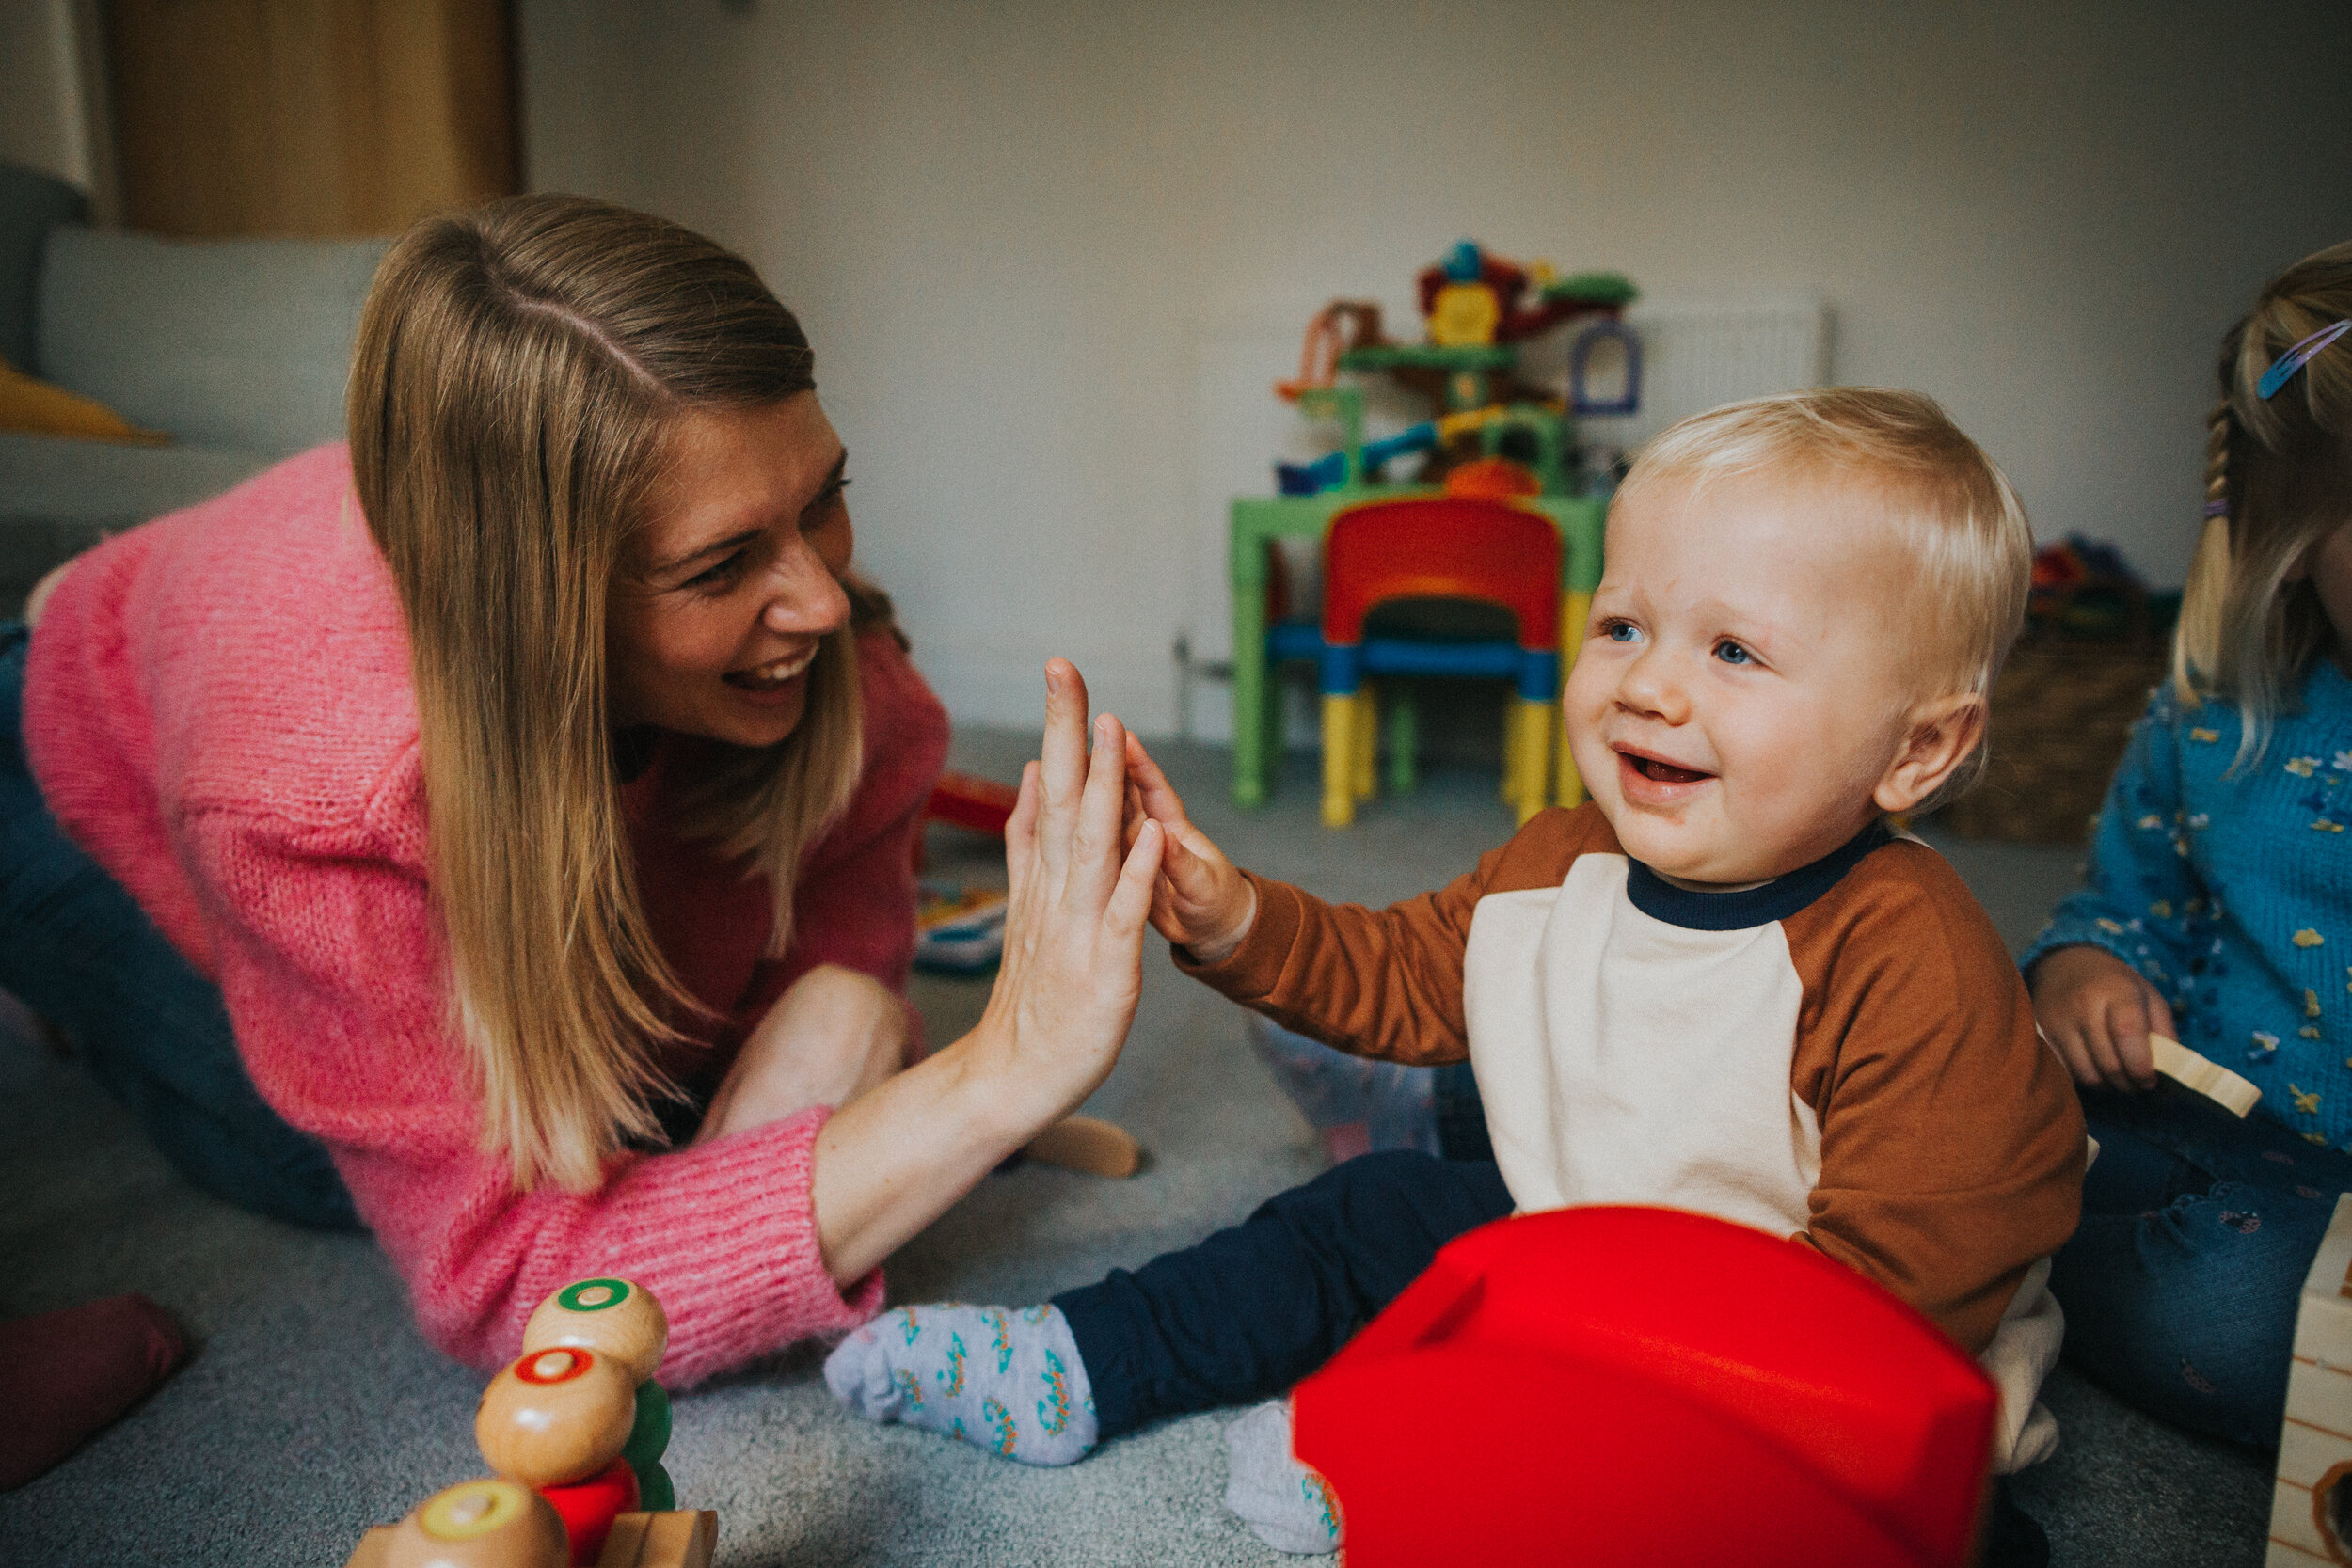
[0,625,358,1229]
[2051,1085,2352,1448]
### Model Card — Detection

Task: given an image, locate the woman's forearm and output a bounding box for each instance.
[808,1020,1053,1285]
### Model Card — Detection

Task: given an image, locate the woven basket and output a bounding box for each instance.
[1937,635,2170,846]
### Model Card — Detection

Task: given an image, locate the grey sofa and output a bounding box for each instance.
[0,164,389,611]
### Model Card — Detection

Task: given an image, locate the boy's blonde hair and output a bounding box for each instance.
[1616,388,2033,806]
[349,195,873,1193]
[2173,241,2352,769]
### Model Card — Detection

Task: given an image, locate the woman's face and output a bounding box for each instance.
[609,392,854,748]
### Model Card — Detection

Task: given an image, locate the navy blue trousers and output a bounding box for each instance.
[2053,1085,2352,1448]
[0,624,358,1229]
[1053,1148,1514,1437]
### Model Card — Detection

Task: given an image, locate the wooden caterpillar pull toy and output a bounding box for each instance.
[344,1278,714,1568]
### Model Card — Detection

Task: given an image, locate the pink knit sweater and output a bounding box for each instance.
[24,445,951,1386]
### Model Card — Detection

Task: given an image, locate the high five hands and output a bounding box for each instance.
[1118,732,1257,968]
[974,660,1168,1126]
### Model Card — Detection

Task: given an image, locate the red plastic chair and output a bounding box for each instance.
[1316,496,1562,826]
[1294,1206,1998,1568]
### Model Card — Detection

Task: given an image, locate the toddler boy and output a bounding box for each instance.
[826,388,2085,1551]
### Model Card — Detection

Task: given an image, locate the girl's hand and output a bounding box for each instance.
[2029,944,2174,1094]
[1120,733,1256,966]
[970,659,1165,1130]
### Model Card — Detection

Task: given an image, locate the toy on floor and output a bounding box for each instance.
[914,880,1008,974]
[2270,1194,2352,1564]
[1293,1206,1998,1567]
[342,1277,717,1568]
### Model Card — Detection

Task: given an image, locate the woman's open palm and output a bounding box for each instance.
[977,659,1164,1122]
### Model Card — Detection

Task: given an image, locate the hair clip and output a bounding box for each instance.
[2257,320,2352,400]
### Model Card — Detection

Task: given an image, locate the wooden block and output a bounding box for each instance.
[597,1510,718,1568]
[2270,1196,2352,1564]
[1023,1115,1142,1179]
[2152,1034,2262,1118]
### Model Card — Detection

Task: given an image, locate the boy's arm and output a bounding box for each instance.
[1786,848,2087,1355]
[2019,687,2204,1000]
[1176,809,1605,1067]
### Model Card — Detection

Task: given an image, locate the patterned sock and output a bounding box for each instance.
[1223,1399,1342,1555]
[823,1303,1098,1466]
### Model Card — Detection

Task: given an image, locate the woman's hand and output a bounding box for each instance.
[1119,733,1256,966]
[808,658,1162,1285]
[968,659,1166,1129]
[2030,943,2173,1094]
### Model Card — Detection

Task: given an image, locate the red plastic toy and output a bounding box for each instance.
[1292,1207,1998,1568]
[539,1455,640,1566]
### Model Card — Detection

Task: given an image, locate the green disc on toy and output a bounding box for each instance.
[622,1378,672,1470]
[632,1459,675,1513]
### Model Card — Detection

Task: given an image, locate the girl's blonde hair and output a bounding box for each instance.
[2172,241,2352,769]
[1618,388,2033,809]
[348,194,873,1192]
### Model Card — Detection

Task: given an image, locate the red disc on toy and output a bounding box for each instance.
[538,1455,639,1567]
[515,1347,593,1386]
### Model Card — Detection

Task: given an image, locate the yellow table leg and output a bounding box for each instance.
[1556,589,1592,809]
[1322,692,1358,827]
[1512,698,1552,825]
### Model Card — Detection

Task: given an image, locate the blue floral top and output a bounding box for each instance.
[2022,659,2352,1147]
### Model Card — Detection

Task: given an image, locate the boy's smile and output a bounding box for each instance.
[1565,467,1951,889]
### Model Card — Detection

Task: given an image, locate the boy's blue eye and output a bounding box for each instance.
[1714,640,1753,666]
[1603,621,1642,643]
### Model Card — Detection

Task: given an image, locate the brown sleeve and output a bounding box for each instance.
[1174,804,1615,1067]
[1781,842,2085,1355]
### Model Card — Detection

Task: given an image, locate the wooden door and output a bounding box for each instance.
[105,0,517,237]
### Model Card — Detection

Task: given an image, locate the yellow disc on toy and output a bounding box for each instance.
[1428,282,1501,347]
[476,1345,636,1486]
[524,1276,670,1386]
[383,1478,566,1568]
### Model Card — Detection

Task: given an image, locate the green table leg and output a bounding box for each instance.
[1386,688,1418,795]
[1230,511,1270,807]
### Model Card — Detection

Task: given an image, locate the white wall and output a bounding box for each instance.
[520,0,2352,737]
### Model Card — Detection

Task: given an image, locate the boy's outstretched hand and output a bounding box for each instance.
[1120,734,1257,966]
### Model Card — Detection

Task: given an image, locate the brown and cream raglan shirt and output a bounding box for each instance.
[1181,803,2086,1470]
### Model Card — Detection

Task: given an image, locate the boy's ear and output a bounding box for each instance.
[1873,692,1987,815]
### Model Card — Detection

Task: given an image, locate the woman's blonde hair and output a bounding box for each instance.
[348,194,873,1192]
[1617,388,2033,808]
[2172,241,2352,770]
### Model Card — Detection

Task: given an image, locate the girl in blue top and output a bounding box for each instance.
[2026,240,2352,1447]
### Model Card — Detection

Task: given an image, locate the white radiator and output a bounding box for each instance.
[1522,299,1836,453]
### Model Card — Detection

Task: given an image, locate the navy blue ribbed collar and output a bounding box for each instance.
[1622,820,1895,932]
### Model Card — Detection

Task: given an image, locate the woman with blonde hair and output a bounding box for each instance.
[2025,240,2352,1445]
[3,194,1165,1384]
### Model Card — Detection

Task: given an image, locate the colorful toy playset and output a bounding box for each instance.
[343,1278,715,1568]
[1235,240,1637,822]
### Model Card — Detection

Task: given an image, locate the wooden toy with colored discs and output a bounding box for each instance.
[343,1277,716,1568]
[366,1478,569,1568]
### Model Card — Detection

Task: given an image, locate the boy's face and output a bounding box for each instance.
[1564,467,1928,888]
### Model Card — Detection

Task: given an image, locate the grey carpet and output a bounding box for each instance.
[0,730,2273,1564]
